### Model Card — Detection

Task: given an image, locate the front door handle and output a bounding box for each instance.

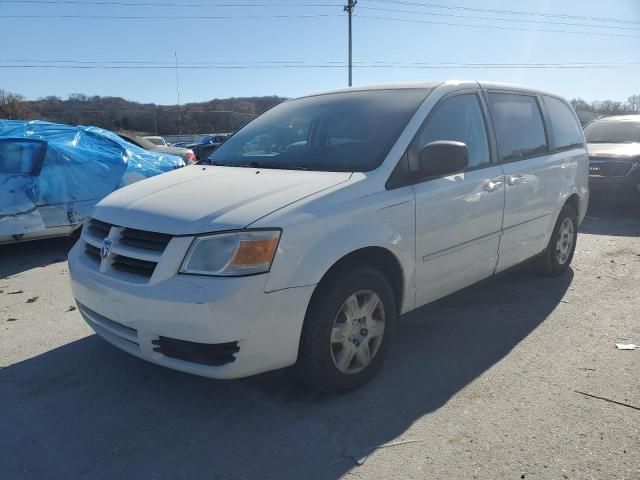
[483,180,504,192]
[507,174,525,186]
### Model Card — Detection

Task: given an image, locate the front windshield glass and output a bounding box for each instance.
[585,120,640,143]
[206,89,431,172]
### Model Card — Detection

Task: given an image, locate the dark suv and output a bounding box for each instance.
[585,115,640,202]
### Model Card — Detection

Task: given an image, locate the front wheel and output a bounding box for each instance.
[296,265,397,393]
[536,204,578,275]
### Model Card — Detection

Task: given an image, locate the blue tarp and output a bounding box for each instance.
[0,120,184,241]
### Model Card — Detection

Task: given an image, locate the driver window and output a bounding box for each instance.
[418,94,490,169]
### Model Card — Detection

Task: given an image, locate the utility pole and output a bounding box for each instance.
[344,0,357,87]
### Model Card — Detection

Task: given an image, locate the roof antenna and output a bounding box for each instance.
[175,51,182,136]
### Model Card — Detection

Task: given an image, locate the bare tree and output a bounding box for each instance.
[570,98,592,112]
[0,89,33,119]
[627,94,640,113]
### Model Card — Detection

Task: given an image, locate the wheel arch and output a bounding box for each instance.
[565,192,580,215]
[308,246,406,317]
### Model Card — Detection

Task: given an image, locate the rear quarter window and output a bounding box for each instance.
[488,93,548,162]
[543,96,584,149]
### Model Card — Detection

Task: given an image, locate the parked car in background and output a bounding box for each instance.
[188,133,231,162]
[584,115,640,202]
[0,120,184,245]
[200,134,230,145]
[69,81,588,393]
[144,136,168,147]
[118,132,196,165]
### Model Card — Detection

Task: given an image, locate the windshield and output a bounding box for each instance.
[146,137,166,146]
[585,120,640,144]
[205,89,431,172]
[118,133,156,150]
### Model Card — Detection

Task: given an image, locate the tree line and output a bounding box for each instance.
[1,89,639,135]
[570,95,640,116]
[0,90,286,134]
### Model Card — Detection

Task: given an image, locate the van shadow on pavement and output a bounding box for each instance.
[0,265,572,480]
[0,236,77,279]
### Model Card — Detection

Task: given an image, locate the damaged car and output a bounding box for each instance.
[0,120,184,245]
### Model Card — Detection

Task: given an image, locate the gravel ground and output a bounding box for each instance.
[0,202,638,480]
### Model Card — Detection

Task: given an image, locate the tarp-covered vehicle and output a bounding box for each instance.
[0,120,184,245]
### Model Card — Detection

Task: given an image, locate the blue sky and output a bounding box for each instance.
[1,0,639,104]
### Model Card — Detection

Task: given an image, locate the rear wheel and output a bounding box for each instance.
[297,265,396,393]
[536,204,578,275]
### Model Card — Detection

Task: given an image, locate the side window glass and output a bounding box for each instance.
[418,94,490,168]
[0,139,46,175]
[543,96,584,149]
[488,93,548,161]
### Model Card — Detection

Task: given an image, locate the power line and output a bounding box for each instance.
[1,62,639,70]
[0,59,310,65]
[5,10,637,40]
[369,0,640,26]
[4,0,636,30]
[0,0,341,6]
[356,14,640,39]
[359,5,640,32]
[4,59,640,66]
[1,13,341,19]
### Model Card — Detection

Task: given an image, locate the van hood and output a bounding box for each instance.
[93,165,352,235]
[588,142,640,158]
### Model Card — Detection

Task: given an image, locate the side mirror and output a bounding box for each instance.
[418,141,469,177]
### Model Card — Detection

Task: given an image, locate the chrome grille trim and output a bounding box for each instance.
[80,218,175,280]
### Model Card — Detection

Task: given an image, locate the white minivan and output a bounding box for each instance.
[68,81,589,392]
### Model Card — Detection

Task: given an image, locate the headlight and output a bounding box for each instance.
[180,230,281,276]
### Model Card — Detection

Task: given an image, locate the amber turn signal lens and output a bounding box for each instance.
[231,237,279,266]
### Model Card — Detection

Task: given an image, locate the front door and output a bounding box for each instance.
[412,92,505,307]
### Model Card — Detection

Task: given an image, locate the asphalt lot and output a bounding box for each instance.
[1,201,638,480]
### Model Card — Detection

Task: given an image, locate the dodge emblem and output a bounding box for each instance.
[101,238,113,259]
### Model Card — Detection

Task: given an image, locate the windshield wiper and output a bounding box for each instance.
[199,160,313,170]
[237,161,312,171]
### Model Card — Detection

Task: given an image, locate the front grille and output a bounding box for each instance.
[152,337,240,366]
[111,255,157,277]
[88,218,111,237]
[85,244,101,262]
[589,160,633,177]
[82,217,174,280]
[120,227,172,251]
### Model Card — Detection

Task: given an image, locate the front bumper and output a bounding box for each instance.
[588,160,640,201]
[589,174,640,200]
[68,240,315,379]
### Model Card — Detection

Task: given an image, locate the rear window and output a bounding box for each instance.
[488,93,548,161]
[543,96,584,149]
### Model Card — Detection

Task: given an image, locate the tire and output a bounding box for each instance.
[296,265,397,394]
[536,204,578,275]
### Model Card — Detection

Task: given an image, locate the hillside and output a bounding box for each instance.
[0,90,286,134]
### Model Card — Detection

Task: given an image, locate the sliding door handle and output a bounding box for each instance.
[483,180,504,192]
[507,174,525,186]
